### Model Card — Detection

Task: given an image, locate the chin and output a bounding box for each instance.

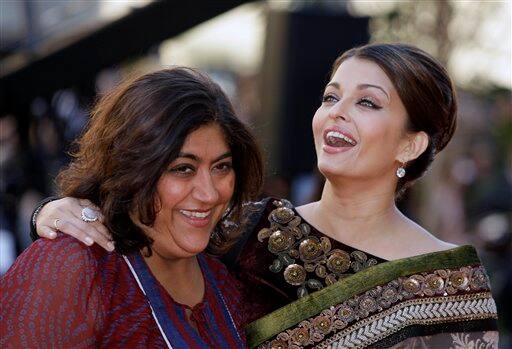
[317,159,346,178]
[179,238,211,256]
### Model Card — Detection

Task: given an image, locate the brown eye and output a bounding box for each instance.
[358,98,382,110]
[169,165,195,176]
[321,94,338,103]
[213,162,233,173]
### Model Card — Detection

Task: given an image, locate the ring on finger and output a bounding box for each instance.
[53,218,61,230]
[81,206,99,223]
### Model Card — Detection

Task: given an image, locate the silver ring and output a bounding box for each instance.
[53,218,61,230]
[81,207,99,223]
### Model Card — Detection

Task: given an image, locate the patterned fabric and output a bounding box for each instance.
[0,235,247,348]
[245,248,498,349]
[225,198,386,325]
[123,252,245,348]
[221,198,499,349]
[388,331,499,349]
[257,199,381,298]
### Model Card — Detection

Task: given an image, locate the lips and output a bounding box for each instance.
[323,127,357,148]
[179,209,211,218]
[179,209,212,228]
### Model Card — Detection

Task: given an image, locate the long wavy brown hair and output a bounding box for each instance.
[58,67,264,254]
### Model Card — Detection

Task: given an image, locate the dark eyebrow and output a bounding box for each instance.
[357,83,390,101]
[325,82,390,102]
[325,82,339,90]
[177,151,232,163]
[213,152,233,162]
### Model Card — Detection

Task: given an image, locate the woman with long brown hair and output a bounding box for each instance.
[1,67,263,348]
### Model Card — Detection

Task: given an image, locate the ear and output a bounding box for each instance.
[396,131,429,163]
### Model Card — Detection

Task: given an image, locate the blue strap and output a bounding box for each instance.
[129,253,207,348]
[198,254,245,348]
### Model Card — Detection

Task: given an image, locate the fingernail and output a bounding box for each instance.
[84,236,94,245]
[107,242,115,252]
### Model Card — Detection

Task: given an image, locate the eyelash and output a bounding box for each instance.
[169,164,195,176]
[321,94,382,110]
[168,162,233,176]
[214,162,233,173]
[321,94,338,103]
[358,97,382,110]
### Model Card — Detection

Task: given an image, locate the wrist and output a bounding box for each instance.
[30,196,60,241]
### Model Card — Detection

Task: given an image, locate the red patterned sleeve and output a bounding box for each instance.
[1,235,105,348]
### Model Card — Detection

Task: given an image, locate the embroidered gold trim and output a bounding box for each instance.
[259,265,493,349]
[322,293,497,349]
[258,199,379,298]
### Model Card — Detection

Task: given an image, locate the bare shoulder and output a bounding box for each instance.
[389,219,458,260]
[295,201,318,219]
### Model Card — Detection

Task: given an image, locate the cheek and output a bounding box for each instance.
[156,176,189,210]
[312,109,324,143]
[359,118,404,158]
[225,172,236,201]
[220,173,236,201]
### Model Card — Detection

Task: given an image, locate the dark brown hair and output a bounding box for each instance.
[58,67,264,254]
[331,43,457,193]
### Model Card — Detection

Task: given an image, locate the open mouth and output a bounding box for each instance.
[179,209,211,219]
[324,130,357,148]
[179,209,212,228]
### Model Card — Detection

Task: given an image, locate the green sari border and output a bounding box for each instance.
[245,245,480,348]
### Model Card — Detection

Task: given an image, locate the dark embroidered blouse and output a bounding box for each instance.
[224,198,387,324]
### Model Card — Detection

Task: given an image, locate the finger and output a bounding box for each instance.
[55,218,95,246]
[90,220,113,243]
[67,207,111,245]
[36,214,58,238]
[96,211,105,224]
[39,226,57,239]
[65,216,114,252]
[78,198,95,207]
[77,199,105,224]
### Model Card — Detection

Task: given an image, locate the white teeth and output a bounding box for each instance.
[180,210,210,219]
[326,131,356,145]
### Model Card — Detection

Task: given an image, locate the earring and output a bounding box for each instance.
[396,163,406,178]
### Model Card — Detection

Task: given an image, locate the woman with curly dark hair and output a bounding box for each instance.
[1,67,263,348]
[27,43,499,348]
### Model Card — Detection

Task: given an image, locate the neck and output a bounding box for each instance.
[305,175,402,246]
[143,250,205,307]
[144,251,199,278]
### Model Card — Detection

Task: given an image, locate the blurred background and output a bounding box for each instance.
[1,0,510,344]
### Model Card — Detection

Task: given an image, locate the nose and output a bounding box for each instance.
[193,170,219,204]
[328,100,350,122]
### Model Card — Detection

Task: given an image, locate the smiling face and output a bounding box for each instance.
[312,57,417,185]
[145,123,235,259]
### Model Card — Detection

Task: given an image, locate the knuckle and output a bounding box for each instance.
[62,221,78,233]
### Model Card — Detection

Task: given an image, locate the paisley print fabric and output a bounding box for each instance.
[1,234,246,348]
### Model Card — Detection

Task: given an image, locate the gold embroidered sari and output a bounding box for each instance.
[231,199,499,349]
[245,245,498,348]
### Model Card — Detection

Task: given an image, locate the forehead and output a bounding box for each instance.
[181,123,230,153]
[331,57,394,91]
